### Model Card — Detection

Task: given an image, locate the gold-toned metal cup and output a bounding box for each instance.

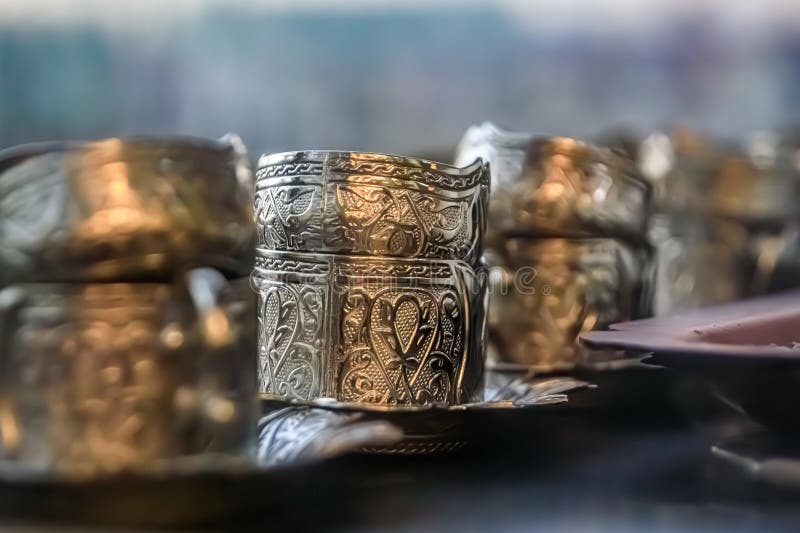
[638,129,799,222]
[252,248,487,407]
[639,130,800,313]
[456,123,650,243]
[0,270,256,478]
[487,238,649,371]
[255,151,489,264]
[648,214,746,314]
[636,128,721,216]
[0,135,255,284]
[456,123,652,370]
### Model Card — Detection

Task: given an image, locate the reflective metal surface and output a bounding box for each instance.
[710,143,799,223]
[255,151,489,264]
[454,124,651,371]
[256,407,403,467]
[264,373,588,413]
[0,135,255,283]
[648,214,745,314]
[253,248,487,406]
[455,122,650,243]
[261,371,590,455]
[0,270,256,478]
[638,130,800,313]
[637,128,721,215]
[638,129,800,222]
[488,238,649,371]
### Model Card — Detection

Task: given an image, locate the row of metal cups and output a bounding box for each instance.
[0,141,494,476]
[2,132,646,475]
[0,136,257,477]
[3,125,795,474]
[252,151,491,405]
[455,123,800,371]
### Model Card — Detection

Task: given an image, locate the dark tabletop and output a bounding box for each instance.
[2,367,800,532]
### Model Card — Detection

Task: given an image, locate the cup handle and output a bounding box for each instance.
[218,133,253,193]
[750,224,797,296]
[184,268,235,349]
[0,287,27,458]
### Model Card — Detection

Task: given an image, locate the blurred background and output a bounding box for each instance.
[1,0,800,155]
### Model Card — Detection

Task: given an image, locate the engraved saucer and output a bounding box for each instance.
[261,370,593,454]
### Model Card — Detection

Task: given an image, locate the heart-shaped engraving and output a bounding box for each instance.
[394,297,421,354]
[369,291,438,403]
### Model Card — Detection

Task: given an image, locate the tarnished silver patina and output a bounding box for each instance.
[0,135,255,284]
[255,151,489,264]
[0,270,256,478]
[252,248,487,407]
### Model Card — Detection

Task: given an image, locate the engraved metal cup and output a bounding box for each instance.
[255,151,489,264]
[487,238,649,372]
[648,213,746,314]
[0,269,256,478]
[0,135,255,284]
[455,124,652,371]
[252,248,487,407]
[455,123,650,244]
[638,130,800,313]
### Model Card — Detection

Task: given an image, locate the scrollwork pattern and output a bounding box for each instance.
[254,251,481,406]
[327,185,475,260]
[255,154,488,262]
[339,288,464,406]
[255,185,323,250]
[258,283,325,401]
[325,158,486,189]
[256,182,481,261]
